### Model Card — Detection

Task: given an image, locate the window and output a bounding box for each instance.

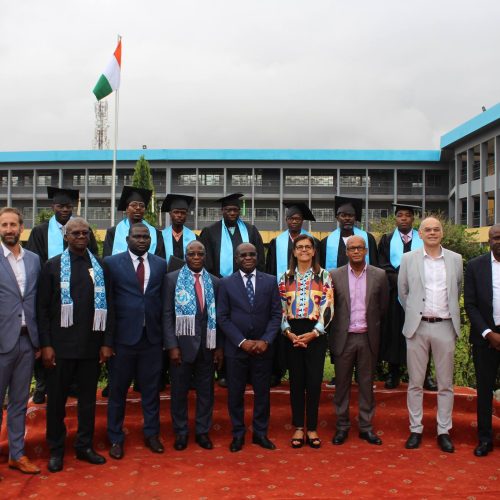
[73,175,85,186]
[178,174,196,186]
[426,174,442,187]
[87,207,111,220]
[253,208,279,221]
[285,175,308,186]
[37,175,53,186]
[197,207,220,221]
[11,175,33,187]
[311,175,335,187]
[340,175,369,187]
[88,174,113,186]
[312,208,335,222]
[177,173,224,186]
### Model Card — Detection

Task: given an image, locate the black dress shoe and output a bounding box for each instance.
[218,378,228,388]
[437,434,455,453]
[48,456,63,473]
[145,435,165,453]
[423,375,438,391]
[405,432,422,449]
[384,372,400,389]
[359,431,382,445]
[174,434,188,451]
[75,448,106,465]
[332,430,348,445]
[195,434,213,450]
[109,443,124,460]
[474,441,493,457]
[229,436,244,452]
[252,434,276,450]
[32,390,46,404]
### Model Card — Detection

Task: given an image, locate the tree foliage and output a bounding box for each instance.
[35,208,54,225]
[131,155,157,225]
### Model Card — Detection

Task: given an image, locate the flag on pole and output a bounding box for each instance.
[93,39,121,101]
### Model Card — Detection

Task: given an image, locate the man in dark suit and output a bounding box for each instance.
[164,240,223,451]
[330,235,389,446]
[0,207,41,475]
[217,243,282,452]
[26,187,98,404]
[37,217,113,473]
[464,224,500,457]
[105,223,168,460]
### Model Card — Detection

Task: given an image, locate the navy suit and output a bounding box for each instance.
[217,270,281,438]
[164,268,220,436]
[104,251,168,444]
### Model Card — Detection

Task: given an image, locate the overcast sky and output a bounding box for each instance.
[2,0,500,152]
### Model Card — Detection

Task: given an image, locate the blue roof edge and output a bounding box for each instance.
[0,149,441,163]
[440,103,500,149]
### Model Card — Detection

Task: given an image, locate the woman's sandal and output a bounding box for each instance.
[291,428,305,449]
[306,432,321,449]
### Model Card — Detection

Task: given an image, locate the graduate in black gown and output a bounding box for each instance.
[102,186,165,259]
[160,194,198,265]
[266,201,319,387]
[26,187,98,404]
[378,203,437,390]
[199,193,265,278]
[319,196,378,271]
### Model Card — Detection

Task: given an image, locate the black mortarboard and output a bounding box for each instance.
[335,196,363,222]
[392,203,421,215]
[47,187,79,205]
[117,186,152,211]
[216,193,244,208]
[161,194,194,213]
[283,201,316,222]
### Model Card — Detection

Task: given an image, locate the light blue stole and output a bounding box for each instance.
[112,218,157,255]
[220,218,249,277]
[325,227,369,270]
[162,225,197,262]
[48,215,66,259]
[275,229,310,281]
[389,229,423,269]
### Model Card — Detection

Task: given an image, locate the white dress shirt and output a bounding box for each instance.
[422,246,450,318]
[482,253,500,338]
[2,242,26,326]
[128,250,150,292]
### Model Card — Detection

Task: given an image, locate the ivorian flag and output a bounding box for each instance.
[93,40,121,101]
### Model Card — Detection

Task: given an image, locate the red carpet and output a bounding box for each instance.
[1,383,499,499]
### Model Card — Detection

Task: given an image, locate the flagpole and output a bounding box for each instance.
[110,34,121,226]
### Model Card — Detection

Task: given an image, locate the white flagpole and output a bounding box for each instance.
[110,34,121,226]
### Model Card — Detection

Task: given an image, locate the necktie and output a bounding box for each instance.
[136,256,145,293]
[245,273,255,307]
[194,273,204,310]
[402,233,410,244]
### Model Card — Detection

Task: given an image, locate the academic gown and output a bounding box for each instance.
[26,222,99,263]
[166,231,199,260]
[377,231,412,365]
[102,225,166,258]
[199,220,265,278]
[319,231,378,270]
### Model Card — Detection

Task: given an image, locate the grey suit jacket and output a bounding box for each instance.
[398,247,463,338]
[0,246,41,353]
[329,264,389,357]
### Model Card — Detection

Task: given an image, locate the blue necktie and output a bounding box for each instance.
[245,273,255,307]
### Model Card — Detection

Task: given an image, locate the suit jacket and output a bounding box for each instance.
[104,251,168,346]
[398,247,463,338]
[163,268,220,363]
[0,247,41,353]
[217,270,282,359]
[464,252,497,347]
[329,264,389,357]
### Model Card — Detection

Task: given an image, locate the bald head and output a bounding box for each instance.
[418,217,443,250]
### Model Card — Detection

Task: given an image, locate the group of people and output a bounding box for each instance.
[0,185,498,478]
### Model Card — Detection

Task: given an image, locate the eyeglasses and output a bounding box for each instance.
[295,245,313,251]
[128,202,145,209]
[186,251,205,257]
[68,230,89,237]
[346,246,366,252]
[239,252,257,258]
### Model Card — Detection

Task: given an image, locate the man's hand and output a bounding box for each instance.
[41,347,56,369]
[169,347,182,366]
[240,340,257,354]
[485,330,500,350]
[99,346,114,364]
[34,349,41,360]
[214,347,224,370]
[252,340,268,355]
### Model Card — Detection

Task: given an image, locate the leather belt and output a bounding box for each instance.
[421,317,445,323]
[20,326,29,335]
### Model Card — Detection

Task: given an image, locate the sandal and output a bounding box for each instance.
[306,432,321,449]
[291,428,305,449]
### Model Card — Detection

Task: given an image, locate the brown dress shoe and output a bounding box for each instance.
[8,456,41,474]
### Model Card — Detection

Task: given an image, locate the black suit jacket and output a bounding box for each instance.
[163,268,220,363]
[464,252,496,347]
